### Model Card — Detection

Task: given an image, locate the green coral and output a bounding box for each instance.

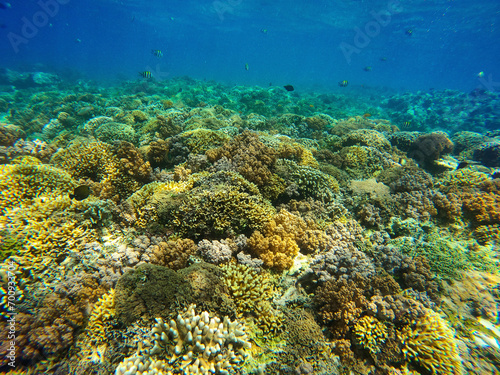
[353,315,388,354]
[0,230,23,261]
[166,185,275,238]
[275,159,339,202]
[221,262,282,332]
[178,128,231,154]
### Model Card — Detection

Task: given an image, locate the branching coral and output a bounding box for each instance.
[462,191,500,225]
[400,309,463,375]
[314,275,372,338]
[0,156,76,209]
[275,159,339,202]
[353,315,388,354]
[221,262,281,332]
[408,132,454,168]
[247,209,309,270]
[206,130,277,187]
[115,305,251,375]
[150,238,198,270]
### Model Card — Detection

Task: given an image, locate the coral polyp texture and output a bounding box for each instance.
[1,74,499,375]
[115,305,251,375]
[400,309,463,375]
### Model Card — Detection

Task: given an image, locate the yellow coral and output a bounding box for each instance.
[221,262,281,332]
[353,315,387,354]
[86,289,116,345]
[400,309,463,375]
[0,158,76,210]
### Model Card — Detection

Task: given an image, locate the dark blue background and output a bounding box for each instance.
[1,0,499,92]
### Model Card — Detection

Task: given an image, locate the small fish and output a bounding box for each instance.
[152,49,163,58]
[283,85,294,92]
[477,71,485,78]
[260,28,268,34]
[139,71,152,78]
[0,2,10,9]
[131,15,135,22]
[405,29,413,36]
[363,66,372,72]
[309,104,314,108]
[402,121,412,127]
[70,185,91,201]
[75,38,81,43]
[338,80,348,87]
[363,113,372,118]
[380,57,387,62]
[245,63,249,71]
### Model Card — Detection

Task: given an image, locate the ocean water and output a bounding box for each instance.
[1,1,500,375]
[2,0,499,91]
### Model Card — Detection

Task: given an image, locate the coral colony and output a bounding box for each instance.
[0,73,499,375]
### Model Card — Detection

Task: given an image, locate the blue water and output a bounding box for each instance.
[1,0,499,92]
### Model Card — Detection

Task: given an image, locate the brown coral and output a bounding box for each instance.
[314,274,372,338]
[206,130,277,187]
[462,191,500,225]
[150,238,198,270]
[408,132,454,168]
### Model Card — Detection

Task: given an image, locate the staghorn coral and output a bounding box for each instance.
[400,309,463,375]
[115,305,251,375]
[150,238,198,270]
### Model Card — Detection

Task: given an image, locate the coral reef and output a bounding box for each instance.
[3,74,500,375]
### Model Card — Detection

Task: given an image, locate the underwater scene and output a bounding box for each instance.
[1,0,500,374]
